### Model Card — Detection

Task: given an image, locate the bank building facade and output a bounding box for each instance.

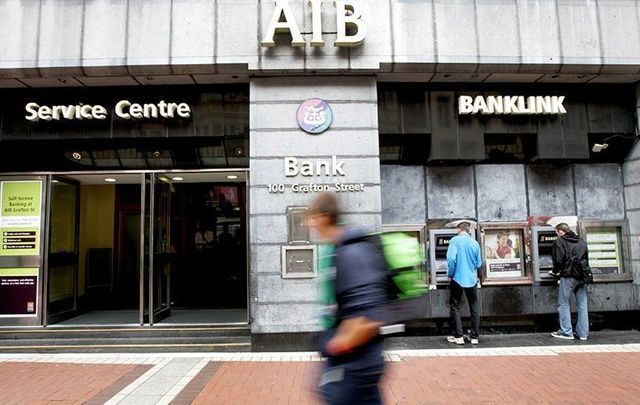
[0,0,639,350]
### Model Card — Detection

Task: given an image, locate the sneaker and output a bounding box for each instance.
[470,338,479,345]
[447,336,465,345]
[551,331,574,340]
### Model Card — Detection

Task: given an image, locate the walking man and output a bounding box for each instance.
[446,221,483,345]
[551,223,590,341]
[308,192,388,404]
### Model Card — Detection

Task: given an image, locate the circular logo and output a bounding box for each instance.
[297,99,333,134]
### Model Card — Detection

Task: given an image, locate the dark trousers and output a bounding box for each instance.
[319,364,384,405]
[449,280,480,338]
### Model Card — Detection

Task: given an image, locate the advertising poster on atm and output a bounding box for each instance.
[484,230,523,278]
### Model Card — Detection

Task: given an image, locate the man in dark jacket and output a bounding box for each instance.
[550,223,589,341]
[308,192,388,405]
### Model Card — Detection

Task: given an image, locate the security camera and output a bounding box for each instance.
[592,143,609,153]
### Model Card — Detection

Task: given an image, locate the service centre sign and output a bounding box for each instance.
[24,100,191,122]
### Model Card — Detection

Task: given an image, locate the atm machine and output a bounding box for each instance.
[428,228,476,287]
[530,226,557,282]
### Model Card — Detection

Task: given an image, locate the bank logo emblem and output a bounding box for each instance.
[297,99,332,134]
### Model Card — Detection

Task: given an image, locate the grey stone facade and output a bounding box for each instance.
[382,162,636,315]
[622,87,640,307]
[0,0,639,333]
[3,0,640,81]
[249,77,380,333]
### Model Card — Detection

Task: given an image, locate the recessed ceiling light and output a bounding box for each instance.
[226,175,238,180]
[172,176,184,181]
[104,178,117,183]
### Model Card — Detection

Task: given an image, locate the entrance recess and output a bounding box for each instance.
[32,170,248,327]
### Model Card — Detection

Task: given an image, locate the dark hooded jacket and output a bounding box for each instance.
[319,228,388,370]
[551,231,589,279]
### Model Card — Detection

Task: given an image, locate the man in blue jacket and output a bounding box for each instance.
[446,221,483,345]
[308,192,388,405]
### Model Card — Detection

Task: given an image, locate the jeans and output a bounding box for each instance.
[449,280,480,338]
[558,277,589,338]
[319,363,385,405]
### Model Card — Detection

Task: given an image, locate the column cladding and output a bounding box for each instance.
[622,85,640,309]
[248,77,381,334]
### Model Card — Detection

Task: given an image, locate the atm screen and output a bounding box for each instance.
[537,232,556,270]
[538,233,557,245]
[434,235,452,260]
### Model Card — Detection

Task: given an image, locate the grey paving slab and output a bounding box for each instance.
[153,358,201,377]
[386,330,640,351]
[117,395,164,405]
[129,375,177,396]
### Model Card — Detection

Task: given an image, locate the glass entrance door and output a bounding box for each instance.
[46,177,80,324]
[144,173,172,324]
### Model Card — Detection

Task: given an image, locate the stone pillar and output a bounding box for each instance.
[248,77,381,334]
[622,84,640,308]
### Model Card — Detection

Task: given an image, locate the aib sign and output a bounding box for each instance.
[297,99,333,134]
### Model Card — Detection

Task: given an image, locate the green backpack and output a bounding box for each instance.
[378,232,428,300]
[344,232,428,300]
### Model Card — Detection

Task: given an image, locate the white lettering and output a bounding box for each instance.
[143,103,158,119]
[334,1,367,47]
[177,103,191,118]
[458,95,568,115]
[552,96,567,114]
[25,103,39,121]
[260,0,305,47]
[92,105,107,120]
[300,162,314,176]
[24,100,189,121]
[52,105,64,120]
[285,157,299,177]
[332,155,345,176]
[167,103,179,118]
[309,0,325,47]
[115,100,131,119]
[158,100,168,117]
[39,106,52,121]
[80,104,94,119]
[473,96,488,114]
[62,105,76,120]
[503,96,518,114]
[486,96,503,114]
[458,96,473,115]
[284,156,347,177]
[536,96,552,114]
[129,103,143,119]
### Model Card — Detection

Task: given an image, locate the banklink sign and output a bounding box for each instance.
[458,95,567,115]
[261,0,366,48]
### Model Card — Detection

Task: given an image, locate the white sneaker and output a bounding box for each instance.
[551,331,574,340]
[470,338,479,345]
[447,336,464,345]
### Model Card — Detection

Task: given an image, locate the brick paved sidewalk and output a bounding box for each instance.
[1,344,639,404]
